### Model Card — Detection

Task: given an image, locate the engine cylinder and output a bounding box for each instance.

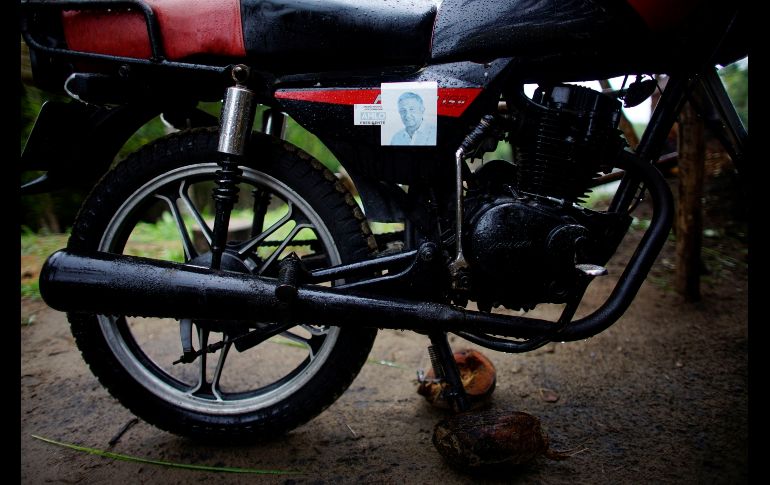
[516,84,623,202]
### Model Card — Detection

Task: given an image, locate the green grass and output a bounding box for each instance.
[21,229,69,299]
[21,228,69,257]
[32,434,300,475]
[129,211,189,242]
[21,279,40,300]
[123,211,188,262]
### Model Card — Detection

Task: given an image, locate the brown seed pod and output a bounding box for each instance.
[417,349,497,409]
[433,409,566,469]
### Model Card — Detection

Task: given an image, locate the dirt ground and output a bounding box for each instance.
[20,192,748,484]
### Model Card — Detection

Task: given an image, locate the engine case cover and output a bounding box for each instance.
[466,196,588,311]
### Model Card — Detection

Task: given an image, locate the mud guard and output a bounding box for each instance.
[21,100,217,195]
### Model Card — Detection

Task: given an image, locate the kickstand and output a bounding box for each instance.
[427,332,470,413]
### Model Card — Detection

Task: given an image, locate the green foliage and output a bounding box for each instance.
[116,116,169,163]
[20,85,63,153]
[21,86,93,232]
[126,212,188,264]
[21,228,69,256]
[718,58,748,129]
[283,117,341,173]
[582,186,615,210]
[129,211,186,243]
[483,140,514,163]
[21,279,40,300]
[21,229,69,299]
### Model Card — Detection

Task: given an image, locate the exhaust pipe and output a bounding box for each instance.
[39,250,554,338]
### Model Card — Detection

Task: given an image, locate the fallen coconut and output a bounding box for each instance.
[432,409,567,469]
[417,349,496,409]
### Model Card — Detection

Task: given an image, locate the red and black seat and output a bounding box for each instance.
[61,0,438,71]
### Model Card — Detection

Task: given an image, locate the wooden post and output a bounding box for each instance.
[675,101,705,301]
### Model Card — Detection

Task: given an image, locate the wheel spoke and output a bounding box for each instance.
[250,188,272,238]
[280,329,326,359]
[237,201,294,256]
[155,193,198,261]
[179,179,213,247]
[189,325,210,395]
[179,318,194,356]
[257,223,310,274]
[210,339,232,402]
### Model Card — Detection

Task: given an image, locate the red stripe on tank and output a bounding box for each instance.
[274,87,482,117]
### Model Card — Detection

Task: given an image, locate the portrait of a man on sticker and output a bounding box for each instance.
[380,82,437,146]
[390,92,437,146]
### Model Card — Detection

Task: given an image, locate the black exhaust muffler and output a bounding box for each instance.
[39,250,553,337]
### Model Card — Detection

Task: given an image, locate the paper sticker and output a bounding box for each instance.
[354,104,386,125]
[380,81,437,146]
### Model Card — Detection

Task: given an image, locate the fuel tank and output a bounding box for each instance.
[430,0,743,76]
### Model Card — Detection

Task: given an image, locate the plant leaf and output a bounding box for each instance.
[31,435,300,475]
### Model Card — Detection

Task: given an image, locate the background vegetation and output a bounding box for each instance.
[718,59,749,129]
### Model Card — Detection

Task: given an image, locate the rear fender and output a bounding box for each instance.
[21,99,217,195]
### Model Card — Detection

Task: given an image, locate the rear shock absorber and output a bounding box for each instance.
[210,65,258,269]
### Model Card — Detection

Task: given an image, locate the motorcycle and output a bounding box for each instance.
[20,0,746,442]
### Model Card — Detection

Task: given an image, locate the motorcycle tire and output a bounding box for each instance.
[66,127,378,441]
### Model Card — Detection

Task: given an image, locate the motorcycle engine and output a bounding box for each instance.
[464,84,627,311]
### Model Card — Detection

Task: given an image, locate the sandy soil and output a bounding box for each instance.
[20,198,748,484]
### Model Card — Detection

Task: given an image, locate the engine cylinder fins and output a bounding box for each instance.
[515,84,624,203]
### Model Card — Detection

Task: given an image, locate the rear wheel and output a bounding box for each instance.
[67,128,378,440]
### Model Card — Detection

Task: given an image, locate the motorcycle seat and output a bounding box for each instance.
[62,0,248,61]
[61,0,439,71]
[239,0,439,70]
